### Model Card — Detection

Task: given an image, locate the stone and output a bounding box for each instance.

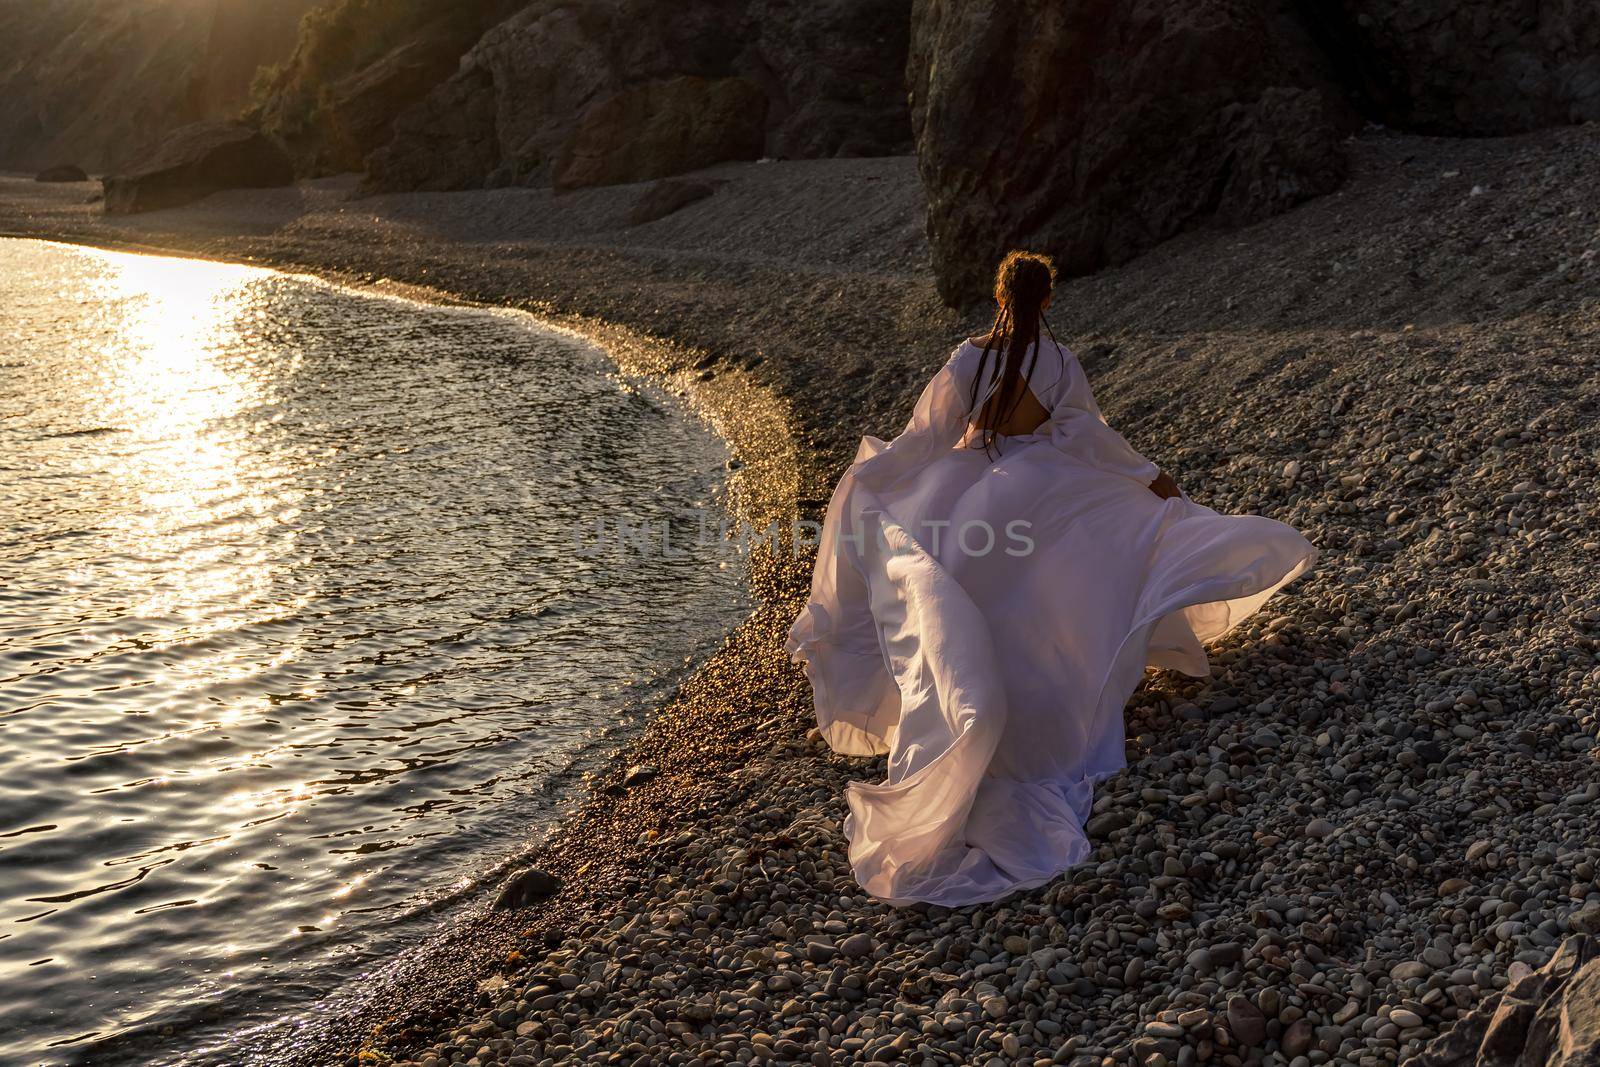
[1305,818,1336,838]
[254,3,519,176]
[1210,942,1244,968]
[35,163,88,182]
[1086,810,1132,838]
[622,763,658,787]
[491,866,562,910]
[0,0,315,176]
[101,121,292,215]
[367,63,504,192]
[1393,960,1432,981]
[840,933,874,958]
[1227,996,1267,1046]
[743,0,913,159]
[628,178,719,226]
[327,38,477,167]
[804,938,838,963]
[1281,1018,1313,1057]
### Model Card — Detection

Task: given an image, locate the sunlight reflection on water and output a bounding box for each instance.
[0,239,749,1065]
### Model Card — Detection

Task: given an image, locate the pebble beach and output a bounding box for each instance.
[2,121,1598,1067]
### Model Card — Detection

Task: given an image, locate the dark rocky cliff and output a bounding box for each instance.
[0,0,318,173]
[362,0,913,193]
[911,0,1600,304]
[1293,0,1600,136]
[251,0,527,177]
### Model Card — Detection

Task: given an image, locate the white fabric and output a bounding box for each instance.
[786,337,1317,906]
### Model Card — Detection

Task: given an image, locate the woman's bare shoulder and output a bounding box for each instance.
[963,333,1075,357]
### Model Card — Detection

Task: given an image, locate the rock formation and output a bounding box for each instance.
[908,0,1357,304]
[365,0,912,193]
[909,0,1600,305]
[1297,1,1600,135]
[0,0,316,174]
[1409,936,1600,1067]
[101,122,294,216]
[253,2,524,176]
[552,76,767,191]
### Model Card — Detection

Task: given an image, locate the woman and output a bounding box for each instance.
[786,251,1316,907]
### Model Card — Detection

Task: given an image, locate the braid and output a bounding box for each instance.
[969,304,1011,423]
[973,250,1057,458]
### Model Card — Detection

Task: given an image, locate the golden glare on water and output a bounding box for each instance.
[0,238,749,1066]
[84,252,297,626]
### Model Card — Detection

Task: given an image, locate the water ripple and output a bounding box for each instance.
[0,239,749,1065]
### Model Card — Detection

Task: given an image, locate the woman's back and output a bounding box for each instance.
[954,334,1066,440]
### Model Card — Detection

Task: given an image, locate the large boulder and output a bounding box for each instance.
[1409,935,1600,1066]
[35,163,88,182]
[101,121,293,215]
[627,177,719,226]
[908,0,1356,305]
[365,0,910,194]
[552,76,767,190]
[1298,1,1600,135]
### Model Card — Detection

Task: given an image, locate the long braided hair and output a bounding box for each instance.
[967,250,1059,458]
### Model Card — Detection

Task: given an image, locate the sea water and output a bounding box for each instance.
[0,239,749,1064]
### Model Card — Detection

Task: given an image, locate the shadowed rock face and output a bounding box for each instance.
[254,2,524,177]
[365,0,911,194]
[1410,936,1600,1067]
[553,77,768,191]
[747,0,913,160]
[0,0,316,173]
[35,164,89,183]
[101,122,294,216]
[908,0,1356,305]
[1296,0,1600,135]
[909,0,1600,305]
[322,40,473,167]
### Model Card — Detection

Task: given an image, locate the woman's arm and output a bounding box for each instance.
[1051,347,1165,486]
[1147,469,1182,499]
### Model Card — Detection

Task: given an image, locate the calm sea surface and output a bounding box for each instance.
[0,239,750,1065]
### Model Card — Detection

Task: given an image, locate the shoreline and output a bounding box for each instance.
[3,123,1599,1067]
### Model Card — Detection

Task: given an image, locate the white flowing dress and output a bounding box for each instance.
[786,337,1316,907]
